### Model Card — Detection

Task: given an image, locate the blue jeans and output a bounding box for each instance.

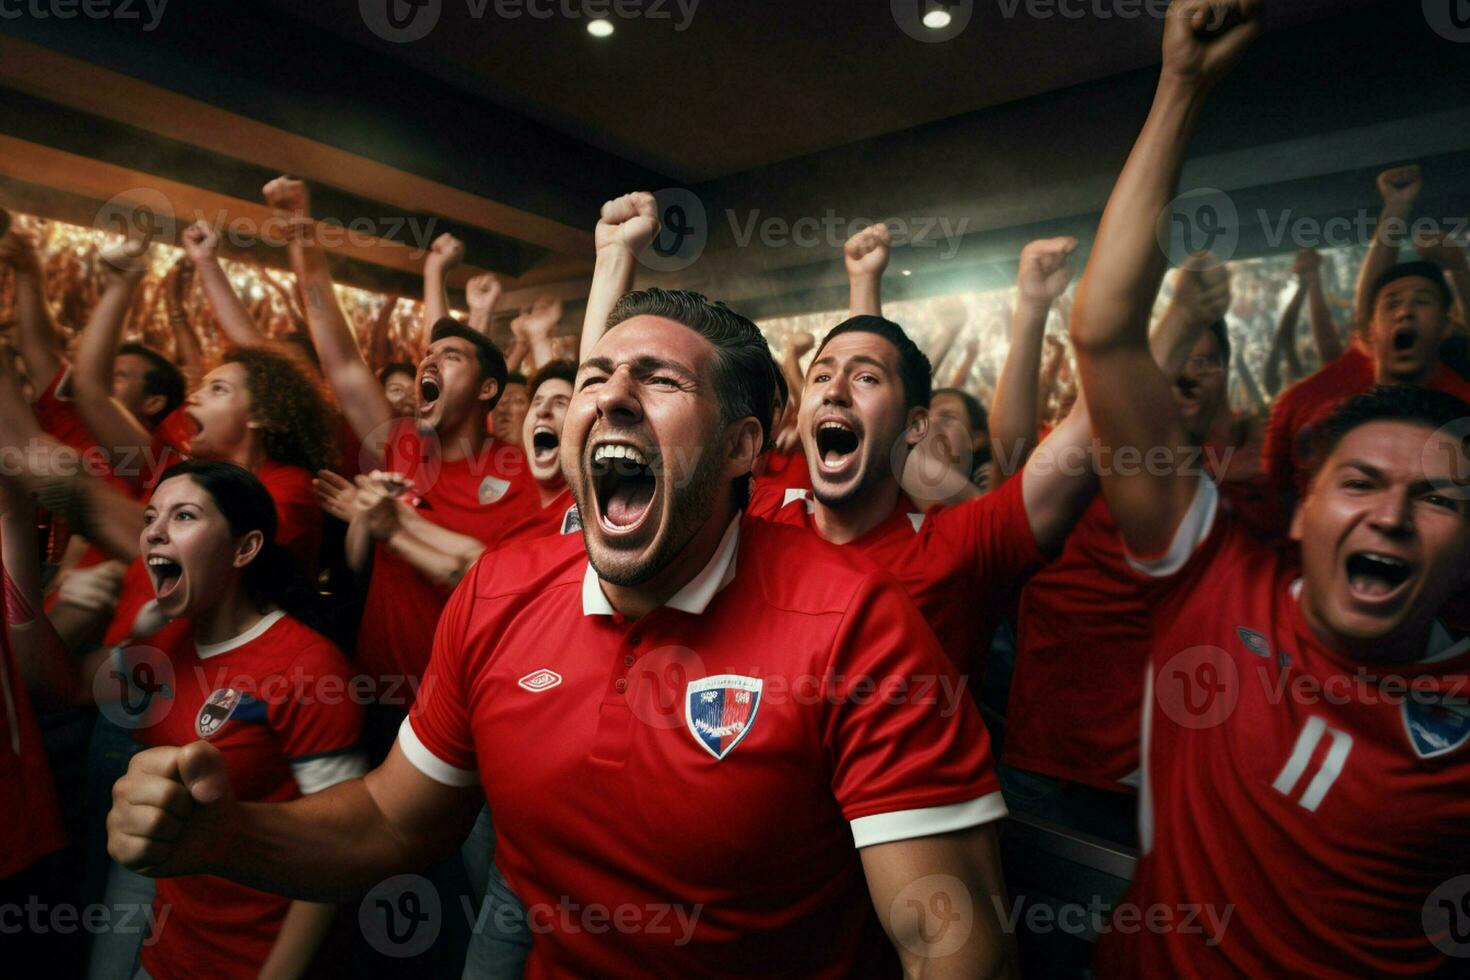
[461,807,531,979]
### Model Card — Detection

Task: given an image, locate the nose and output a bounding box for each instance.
[144,517,168,546]
[819,371,852,406]
[595,367,643,427]
[1366,486,1414,538]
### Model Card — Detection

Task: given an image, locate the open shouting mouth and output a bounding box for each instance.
[531,424,560,466]
[146,552,186,604]
[418,375,441,417]
[813,414,862,479]
[590,441,658,536]
[1344,550,1414,606]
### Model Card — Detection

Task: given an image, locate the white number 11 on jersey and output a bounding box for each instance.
[1272,716,1354,812]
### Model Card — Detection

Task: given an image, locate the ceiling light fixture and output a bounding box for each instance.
[922,9,952,30]
[587,18,614,37]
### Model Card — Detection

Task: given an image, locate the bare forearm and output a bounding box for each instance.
[1353,201,1410,331]
[422,260,451,339]
[195,258,265,347]
[1265,286,1304,393]
[74,278,139,398]
[990,298,1050,472]
[12,270,64,384]
[581,248,638,363]
[258,900,337,980]
[848,274,881,318]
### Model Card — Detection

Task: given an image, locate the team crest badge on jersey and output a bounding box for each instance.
[196,688,243,739]
[782,488,815,515]
[518,669,562,693]
[560,505,582,535]
[686,675,762,761]
[1403,696,1470,759]
[1235,627,1271,659]
[478,476,511,505]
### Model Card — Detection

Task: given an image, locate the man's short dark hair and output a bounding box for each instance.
[1369,261,1453,312]
[815,315,932,411]
[771,357,789,415]
[506,371,528,387]
[528,359,577,400]
[606,288,776,502]
[429,318,508,411]
[377,362,414,386]
[117,342,185,425]
[1308,384,1470,481]
[931,387,988,434]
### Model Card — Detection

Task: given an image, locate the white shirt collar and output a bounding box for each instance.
[195,609,286,660]
[582,517,741,617]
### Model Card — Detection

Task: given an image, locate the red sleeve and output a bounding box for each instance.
[403,563,483,784]
[929,468,1045,590]
[258,465,323,569]
[266,634,365,794]
[745,481,788,521]
[1262,389,1298,497]
[823,575,1003,845]
[153,407,193,455]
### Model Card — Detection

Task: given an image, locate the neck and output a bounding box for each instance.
[813,480,901,546]
[437,413,492,462]
[601,503,736,620]
[192,589,271,647]
[1301,596,1436,666]
[226,435,269,473]
[535,477,565,509]
[1375,362,1435,387]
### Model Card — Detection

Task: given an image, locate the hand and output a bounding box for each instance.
[1017,237,1079,305]
[313,469,366,524]
[465,273,501,315]
[180,220,220,265]
[1376,164,1423,210]
[0,225,41,274]
[1292,247,1321,281]
[595,192,659,257]
[1160,0,1262,90]
[1168,252,1233,329]
[54,560,127,615]
[1414,230,1469,272]
[99,235,153,284]
[844,224,891,280]
[108,740,236,877]
[520,295,563,341]
[789,331,815,360]
[261,176,309,215]
[774,421,800,455]
[425,233,464,271]
[354,471,412,539]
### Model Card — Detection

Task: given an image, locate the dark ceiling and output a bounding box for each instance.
[269,0,1379,182]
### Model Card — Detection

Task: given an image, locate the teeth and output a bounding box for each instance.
[147,556,174,567]
[593,444,648,466]
[820,421,853,432]
[1360,553,1408,570]
[534,425,554,436]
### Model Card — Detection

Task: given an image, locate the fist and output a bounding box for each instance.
[1017,237,1079,304]
[844,223,891,280]
[791,331,815,358]
[108,740,235,878]
[465,273,502,313]
[1377,165,1423,208]
[1170,253,1232,327]
[521,294,563,340]
[180,220,220,264]
[99,236,153,283]
[427,233,464,269]
[262,176,309,214]
[55,560,127,616]
[595,192,659,256]
[1160,0,1262,87]
[1292,247,1321,279]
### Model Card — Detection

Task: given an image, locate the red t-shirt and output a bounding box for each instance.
[748,472,1044,676]
[1092,478,1470,977]
[1264,345,1470,494]
[494,487,580,545]
[753,448,811,494]
[0,587,67,878]
[355,421,536,693]
[134,612,364,979]
[404,516,1003,977]
[103,461,322,657]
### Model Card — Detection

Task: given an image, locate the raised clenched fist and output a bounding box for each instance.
[1377,165,1423,208]
[261,176,309,215]
[595,192,659,257]
[1017,237,1079,305]
[1170,252,1233,328]
[426,233,465,270]
[844,224,891,280]
[1160,0,1262,89]
[465,273,502,314]
[180,220,221,264]
[108,740,236,878]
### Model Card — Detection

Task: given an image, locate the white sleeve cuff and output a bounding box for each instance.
[397,715,480,787]
[291,751,368,795]
[850,791,1008,849]
[1124,476,1219,578]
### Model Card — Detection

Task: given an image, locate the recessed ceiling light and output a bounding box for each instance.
[901,269,913,277]
[587,18,614,37]
[922,9,952,30]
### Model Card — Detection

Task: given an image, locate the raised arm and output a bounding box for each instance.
[162,258,205,387]
[421,233,464,343]
[519,295,563,371]
[366,295,400,374]
[72,241,157,459]
[1264,272,1305,395]
[1414,231,1470,330]
[464,273,502,337]
[1068,0,1260,557]
[181,220,267,349]
[0,225,65,387]
[844,224,890,318]
[262,177,394,460]
[1299,248,1344,363]
[1353,166,1421,334]
[580,193,659,364]
[989,238,1078,479]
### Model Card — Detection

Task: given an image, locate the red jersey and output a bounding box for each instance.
[754,448,811,494]
[0,573,67,878]
[134,611,365,979]
[1264,345,1470,494]
[748,471,1044,676]
[404,516,1003,977]
[355,421,536,692]
[1092,478,1470,977]
[494,487,580,545]
[103,461,322,658]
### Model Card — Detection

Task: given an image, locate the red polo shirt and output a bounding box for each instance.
[0,579,66,879]
[405,516,1003,977]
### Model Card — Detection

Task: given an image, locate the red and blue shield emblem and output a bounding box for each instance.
[685,674,762,761]
[1403,695,1470,759]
